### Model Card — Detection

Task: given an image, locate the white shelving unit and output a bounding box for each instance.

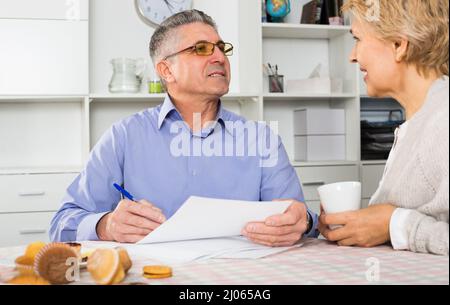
[0,0,387,246]
[258,7,361,214]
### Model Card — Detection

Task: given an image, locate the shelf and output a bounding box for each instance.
[360,160,387,165]
[262,23,351,39]
[290,160,359,167]
[89,93,259,103]
[0,166,82,175]
[89,93,165,103]
[0,96,86,103]
[263,93,357,101]
[222,93,260,101]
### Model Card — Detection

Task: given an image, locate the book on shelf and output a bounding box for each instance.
[300,0,321,24]
[301,0,344,25]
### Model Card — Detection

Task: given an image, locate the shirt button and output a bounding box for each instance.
[192,170,197,176]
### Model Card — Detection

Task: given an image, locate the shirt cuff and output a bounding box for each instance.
[389,208,412,250]
[76,212,109,241]
[304,208,319,238]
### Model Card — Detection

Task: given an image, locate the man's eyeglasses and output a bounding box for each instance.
[163,41,234,60]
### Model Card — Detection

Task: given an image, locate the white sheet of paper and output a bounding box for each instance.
[137,196,292,244]
[129,237,262,264]
[81,237,301,265]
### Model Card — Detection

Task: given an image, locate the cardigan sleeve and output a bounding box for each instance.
[403,176,449,255]
[404,117,449,255]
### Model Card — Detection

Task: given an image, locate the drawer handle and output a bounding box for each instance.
[19,229,47,235]
[303,181,325,186]
[18,191,46,197]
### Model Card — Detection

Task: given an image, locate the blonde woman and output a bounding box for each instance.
[319,0,449,255]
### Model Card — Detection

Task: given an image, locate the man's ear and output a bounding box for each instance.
[393,37,409,62]
[156,60,176,84]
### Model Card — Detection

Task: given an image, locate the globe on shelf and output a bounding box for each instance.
[266,0,291,22]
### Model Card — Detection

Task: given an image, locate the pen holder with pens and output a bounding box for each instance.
[269,74,284,93]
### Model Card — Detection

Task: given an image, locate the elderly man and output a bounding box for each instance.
[50,10,319,246]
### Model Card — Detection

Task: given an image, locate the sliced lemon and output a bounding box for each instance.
[87,248,120,285]
[115,247,132,272]
[111,263,126,285]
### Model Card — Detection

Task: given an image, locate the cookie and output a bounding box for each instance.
[142,272,172,279]
[143,265,172,275]
[142,265,172,279]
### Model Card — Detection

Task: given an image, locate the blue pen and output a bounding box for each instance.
[113,183,136,202]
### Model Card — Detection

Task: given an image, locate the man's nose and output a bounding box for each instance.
[209,45,226,64]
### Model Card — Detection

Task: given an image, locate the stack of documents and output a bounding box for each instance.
[83,196,302,264]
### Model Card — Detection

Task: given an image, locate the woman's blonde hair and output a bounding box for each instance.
[342,0,449,77]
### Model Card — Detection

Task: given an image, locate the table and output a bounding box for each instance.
[0,238,448,285]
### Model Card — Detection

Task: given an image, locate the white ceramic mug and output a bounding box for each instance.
[317,181,361,229]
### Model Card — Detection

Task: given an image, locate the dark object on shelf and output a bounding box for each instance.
[325,0,344,18]
[361,151,391,160]
[301,0,321,24]
[309,0,344,25]
[319,0,329,24]
[361,109,405,160]
[327,0,344,25]
[361,131,395,143]
[362,142,393,152]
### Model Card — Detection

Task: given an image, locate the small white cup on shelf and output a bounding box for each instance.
[317,181,361,230]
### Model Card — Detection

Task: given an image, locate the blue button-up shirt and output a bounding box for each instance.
[50,96,319,242]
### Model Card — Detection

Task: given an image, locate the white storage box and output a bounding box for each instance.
[293,108,345,135]
[286,77,343,94]
[294,135,346,161]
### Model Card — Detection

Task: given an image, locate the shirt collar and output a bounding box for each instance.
[157,94,234,135]
[157,95,178,130]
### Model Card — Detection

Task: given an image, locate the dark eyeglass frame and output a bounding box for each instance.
[163,40,234,60]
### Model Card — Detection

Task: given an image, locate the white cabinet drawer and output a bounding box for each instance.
[0,173,77,213]
[0,19,88,95]
[295,165,359,201]
[0,212,54,247]
[361,164,386,199]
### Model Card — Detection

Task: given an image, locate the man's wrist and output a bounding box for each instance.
[96,213,112,241]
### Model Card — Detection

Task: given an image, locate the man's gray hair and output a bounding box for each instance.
[149,9,217,63]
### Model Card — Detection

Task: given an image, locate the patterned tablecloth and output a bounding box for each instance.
[0,238,448,285]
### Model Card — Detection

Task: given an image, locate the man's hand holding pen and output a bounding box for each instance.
[96,183,166,243]
[97,199,166,243]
